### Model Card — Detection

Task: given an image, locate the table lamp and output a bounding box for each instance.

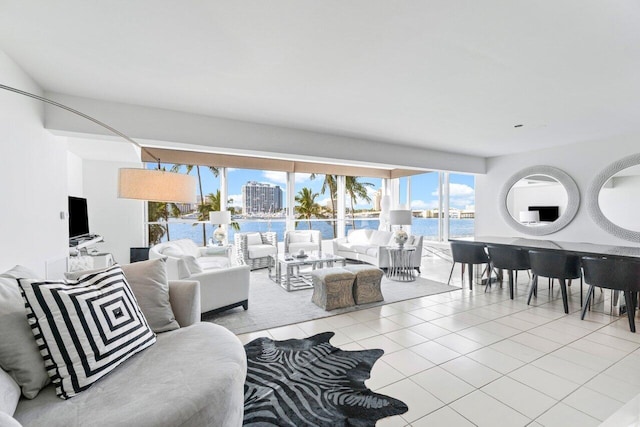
[389,210,412,249]
[209,211,231,245]
[519,211,540,224]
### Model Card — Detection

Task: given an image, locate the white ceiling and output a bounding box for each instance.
[1,1,640,157]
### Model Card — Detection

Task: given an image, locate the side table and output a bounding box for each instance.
[205,244,233,266]
[386,247,416,282]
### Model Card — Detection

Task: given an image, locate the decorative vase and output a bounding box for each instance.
[394,229,408,249]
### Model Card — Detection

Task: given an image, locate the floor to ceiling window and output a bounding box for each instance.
[448,173,475,238]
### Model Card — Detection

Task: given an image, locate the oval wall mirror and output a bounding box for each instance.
[499,166,580,235]
[587,153,640,241]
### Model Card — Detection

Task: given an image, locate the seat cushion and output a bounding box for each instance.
[197,257,230,270]
[246,233,263,246]
[0,368,20,416]
[248,244,277,259]
[14,323,247,427]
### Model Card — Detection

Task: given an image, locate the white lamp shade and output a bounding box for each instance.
[118,169,197,203]
[519,211,540,223]
[389,210,412,225]
[209,210,231,224]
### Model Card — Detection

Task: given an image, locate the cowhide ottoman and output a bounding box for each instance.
[343,265,384,304]
[310,268,355,310]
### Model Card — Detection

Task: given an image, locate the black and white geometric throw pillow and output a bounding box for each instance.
[18,265,156,399]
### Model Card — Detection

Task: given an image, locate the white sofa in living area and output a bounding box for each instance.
[1,274,247,427]
[333,229,424,272]
[149,239,250,315]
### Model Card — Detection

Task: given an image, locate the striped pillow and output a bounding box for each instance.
[18,265,156,399]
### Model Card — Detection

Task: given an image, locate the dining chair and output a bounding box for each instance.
[581,256,640,332]
[527,250,581,314]
[486,245,530,299]
[448,241,491,290]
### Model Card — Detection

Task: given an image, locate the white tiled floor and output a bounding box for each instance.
[237,255,640,426]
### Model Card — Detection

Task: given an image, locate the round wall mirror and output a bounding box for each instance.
[499,166,580,235]
[587,153,640,241]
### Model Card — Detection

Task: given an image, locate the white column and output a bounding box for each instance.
[438,172,443,241]
[390,178,401,209]
[443,172,450,241]
[219,167,228,244]
[286,172,296,232]
[406,176,412,210]
[337,175,346,238]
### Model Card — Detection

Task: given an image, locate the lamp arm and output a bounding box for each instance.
[0,83,160,165]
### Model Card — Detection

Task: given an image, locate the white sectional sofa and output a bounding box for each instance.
[333,229,424,272]
[149,239,251,315]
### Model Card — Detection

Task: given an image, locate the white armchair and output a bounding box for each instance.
[149,239,250,314]
[234,232,277,270]
[284,230,322,255]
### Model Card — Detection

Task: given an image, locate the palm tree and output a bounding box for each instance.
[170,164,219,244]
[295,187,324,229]
[205,190,240,231]
[147,201,180,245]
[346,176,374,230]
[311,174,337,237]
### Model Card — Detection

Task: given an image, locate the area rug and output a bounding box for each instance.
[243,332,408,426]
[204,268,460,334]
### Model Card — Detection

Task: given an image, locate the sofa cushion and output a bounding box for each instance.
[173,240,201,258]
[0,412,21,427]
[121,259,180,333]
[347,229,372,245]
[0,369,20,416]
[246,232,263,246]
[182,255,204,275]
[0,267,50,399]
[248,244,277,259]
[369,230,394,247]
[197,257,230,270]
[161,245,183,258]
[19,265,156,399]
[13,323,247,427]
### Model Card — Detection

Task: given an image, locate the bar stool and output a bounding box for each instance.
[486,245,530,300]
[448,242,491,290]
[527,250,581,314]
[581,256,640,332]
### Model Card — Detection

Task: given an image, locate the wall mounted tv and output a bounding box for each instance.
[528,206,560,222]
[68,196,90,239]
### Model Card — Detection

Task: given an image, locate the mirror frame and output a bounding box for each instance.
[587,153,640,242]
[499,165,580,236]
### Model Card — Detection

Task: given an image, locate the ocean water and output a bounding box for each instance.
[159,218,474,245]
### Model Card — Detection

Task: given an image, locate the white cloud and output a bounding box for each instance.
[262,171,287,185]
[226,168,237,172]
[410,199,438,210]
[430,184,475,209]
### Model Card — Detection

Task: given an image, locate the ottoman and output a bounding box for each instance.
[344,265,384,304]
[310,268,356,310]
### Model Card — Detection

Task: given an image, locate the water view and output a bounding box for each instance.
[159,218,474,245]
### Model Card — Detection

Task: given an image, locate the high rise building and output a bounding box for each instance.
[373,189,382,211]
[242,181,283,215]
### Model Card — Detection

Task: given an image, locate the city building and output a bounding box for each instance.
[242,181,283,215]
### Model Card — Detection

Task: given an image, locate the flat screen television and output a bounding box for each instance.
[68,196,90,239]
[528,206,559,222]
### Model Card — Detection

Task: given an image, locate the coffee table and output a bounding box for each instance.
[270,253,347,291]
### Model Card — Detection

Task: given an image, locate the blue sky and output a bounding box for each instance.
[159,164,475,210]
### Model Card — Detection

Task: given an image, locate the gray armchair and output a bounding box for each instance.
[235,232,278,270]
[284,230,322,255]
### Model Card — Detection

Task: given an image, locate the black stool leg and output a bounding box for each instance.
[447,262,456,286]
[581,285,595,320]
[527,275,538,305]
[624,291,636,333]
[559,279,569,314]
[508,269,514,300]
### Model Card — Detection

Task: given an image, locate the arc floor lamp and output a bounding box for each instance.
[0,83,196,204]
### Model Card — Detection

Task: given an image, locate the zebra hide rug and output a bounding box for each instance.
[243,332,408,426]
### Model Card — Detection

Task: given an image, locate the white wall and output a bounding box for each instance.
[0,51,69,276]
[476,134,640,246]
[67,151,83,196]
[508,183,568,220]
[82,160,145,265]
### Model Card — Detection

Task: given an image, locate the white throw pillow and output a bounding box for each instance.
[347,229,371,244]
[288,232,311,243]
[174,240,200,258]
[0,266,50,399]
[370,230,394,246]
[19,265,156,399]
[161,246,183,258]
[181,255,203,275]
[246,233,263,246]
